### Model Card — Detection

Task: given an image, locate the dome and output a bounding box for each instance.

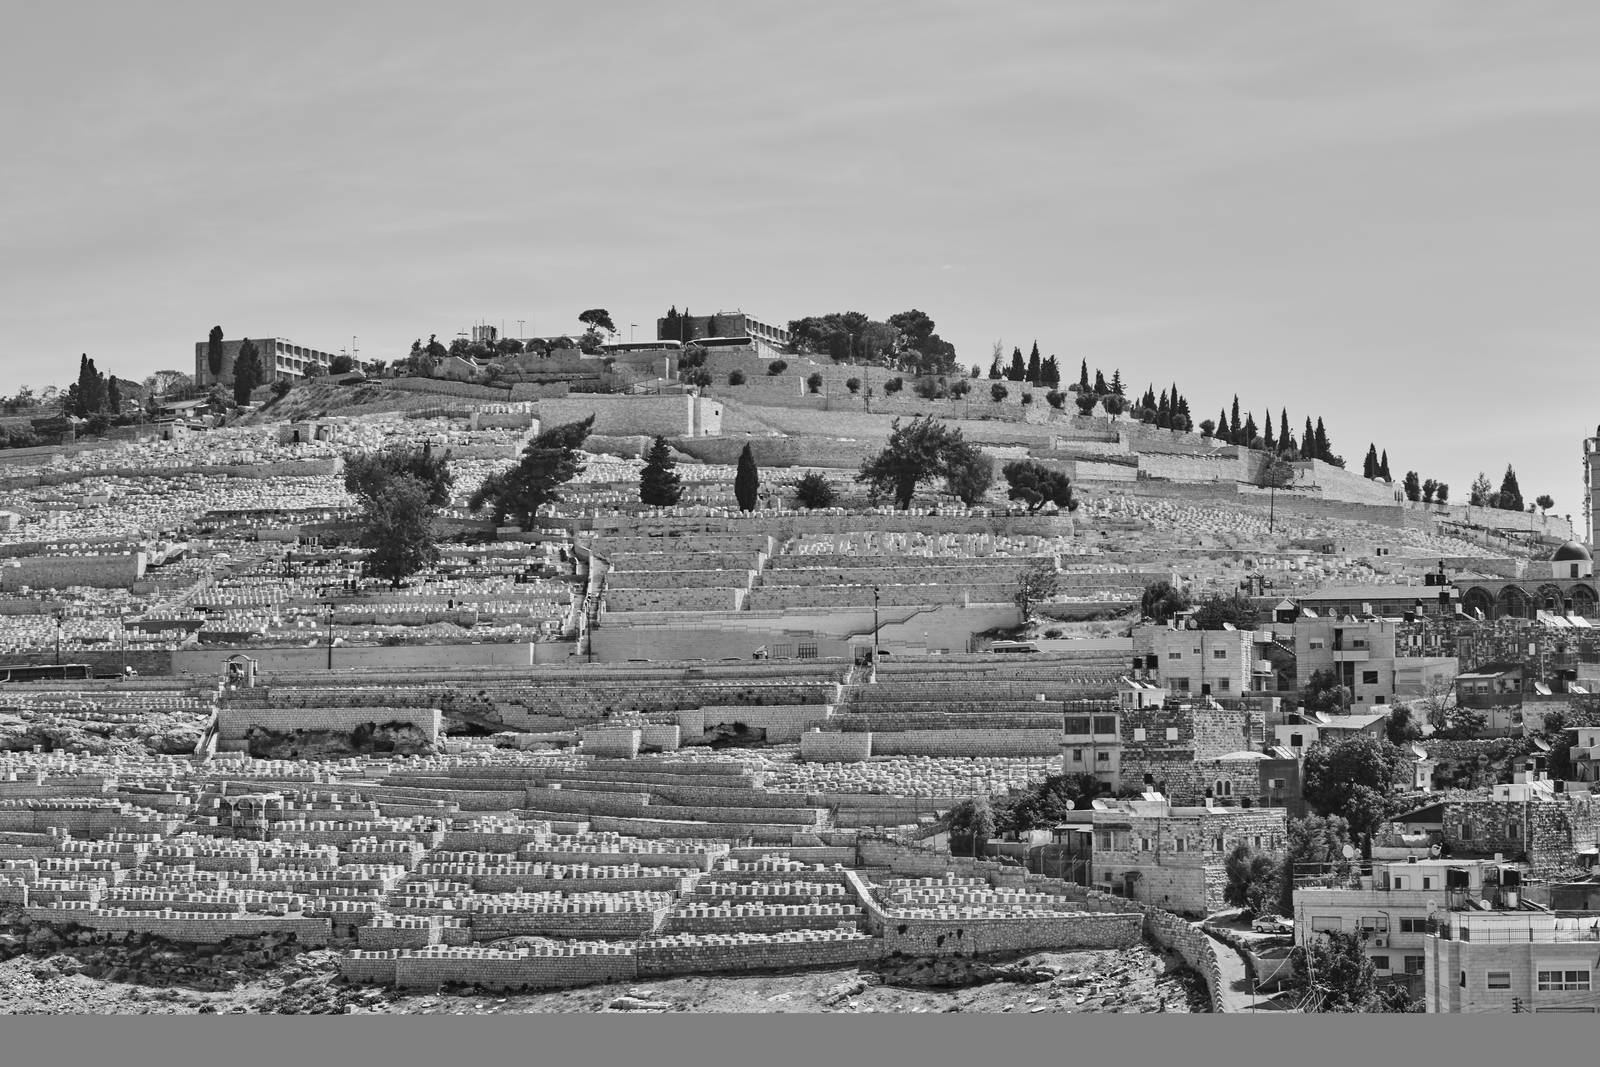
[1551,541,1592,563]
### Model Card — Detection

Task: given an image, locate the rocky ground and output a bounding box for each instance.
[0,921,1205,1015]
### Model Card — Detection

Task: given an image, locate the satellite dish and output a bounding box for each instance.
[1429,844,1442,858]
[1341,844,1357,860]
[1091,798,1112,811]
[1533,737,1552,753]
[1411,743,1429,761]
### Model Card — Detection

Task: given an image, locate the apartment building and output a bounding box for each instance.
[1293,616,1457,708]
[1427,910,1600,1012]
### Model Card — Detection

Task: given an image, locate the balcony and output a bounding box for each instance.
[1431,913,1600,943]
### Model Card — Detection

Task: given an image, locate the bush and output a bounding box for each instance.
[1020,392,1033,405]
[806,372,823,394]
[793,472,838,509]
[990,383,1008,402]
[682,368,712,388]
[845,377,861,394]
[882,377,903,395]
[1045,390,1065,410]
[767,360,788,376]
[949,379,970,398]
[1075,392,1098,414]
[727,369,746,386]
[272,378,292,399]
[913,378,944,401]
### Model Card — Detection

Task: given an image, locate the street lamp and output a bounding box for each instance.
[52,606,67,668]
[323,601,335,670]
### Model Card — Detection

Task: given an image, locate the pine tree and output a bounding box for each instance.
[1110,369,1124,396]
[1026,342,1041,384]
[1040,355,1060,389]
[734,443,759,512]
[1314,418,1331,462]
[639,436,683,506]
[1093,370,1108,396]
[1263,410,1275,451]
[1497,465,1524,512]
[1363,444,1378,479]
[1378,450,1391,482]
[1008,347,1026,382]
[989,352,1004,380]
[1079,359,1091,391]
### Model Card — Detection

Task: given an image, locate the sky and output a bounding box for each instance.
[4,1,1599,524]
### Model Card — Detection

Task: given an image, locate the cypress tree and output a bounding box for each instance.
[1026,342,1041,384]
[734,442,759,512]
[989,352,1004,380]
[207,325,225,378]
[1379,450,1392,482]
[233,338,263,405]
[1219,408,1230,443]
[1110,369,1124,396]
[1230,396,1241,444]
[107,378,122,416]
[1263,410,1275,451]
[1093,370,1108,396]
[1314,418,1331,462]
[1364,444,1378,479]
[1079,359,1090,391]
[1156,389,1171,428]
[1301,418,1315,461]
[639,436,684,506]
[1008,347,1026,382]
[1040,355,1060,389]
[1241,413,1258,447]
[1497,465,1524,512]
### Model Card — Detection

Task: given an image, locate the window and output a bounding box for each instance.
[1071,749,1084,763]
[1459,822,1473,841]
[1171,678,1190,692]
[1192,647,1201,655]
[1507,823,1520,840]
[1065,716,1090,734]
[797,644,817,659]
[1362,671,1379,685]
[1133,728,1147,742]
[1371,955,1391,972]
[1168,651,1183,660]
[1537,970,1591,992]
[1422,877,1432,890]
[1166,728,1179,741]
[1140,837,1152,852]
[1174,838,1186,852]
[1213,649,1228,660]
[1392,876,1407,890]
[1218,678,1230,692]
[1486,972,1511,990]
[1290,733,1304,747]
[1096,752,1110,764]
[1252,835,1263,850]
[1095,833,1112,850]
[1404,956,1425,975]
[1093,716,1117,735]
[1311,916,1342,932]
[1309,639,1325,650]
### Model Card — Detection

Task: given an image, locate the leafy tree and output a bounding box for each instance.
[1497,464,1524,512]
[886,309,959,376]
[1190,591,1259,630]
[1301,668,1351,715]
[1223,844,1282,916]
[1385,703,1422,746]
[806,372,823,394]
[1026,342,1041,384]
[734,443,759,512]
[728,369,746,386]
[1101,393,1128,418]
[1292,929,1415,1013]
[682,368,712,389]
[943,442,993,506]
[882,377,903,394]
[1403,471,1421,502]
[845,377,861,394]
[991,383,1008,402]
[232,339,263,405]
[359,476,441,589]
[1469,471,1493,507]
[272,378,292,400]
[330,355,356,375]
[1279,814,1353,916]
[639,436,683,506]
[344,441,454,509]
[1301,735,1407,854]
[1140,580,1192,624]
[207,326,225,377]
[1421,478,1437,503]
[1535,493,1554,513]
[913,378,945,401]
[468,416,594,529]
[990,351,1005,380]
[1014,559,1060,619]
[767,360,788,376]
[1020,392,1034,406]
[1074,392,1098,415]
[1007,346,1026,382]
[1002,460,1079,513]
[1435,482,1449,504]
[949,378,971,399]
[1199,418,1216,439]
[793,472,838,509]
[143,369,194,399]
[1046,390,1065,410]
[578,308,617,335]
[856,416,974,510]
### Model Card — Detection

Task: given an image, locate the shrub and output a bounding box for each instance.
[767,360,788,376]
[1075,392,1098,414]
[683,368,712,388]
[949,379,970,398]
[990,383,1008,402]
[914,378,944,401]
[727,369,746,386]
[846,377,861,394]
[882,377,903,395]
[793,472,838,509]
[1045,390,1065,409]
[806,372,823,394]
[1020,392,1033,405]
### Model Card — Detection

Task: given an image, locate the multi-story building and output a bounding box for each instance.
[1292,616,1458,708]
[194,336,346,389]
[1131,622,1277,700]
[1426,910,1600,1012]
[1294,858,1530,988]
[1088,796,1287,917]
[656,310,791,352]
[1062,705,1123,791]
[1389,773,1600,875]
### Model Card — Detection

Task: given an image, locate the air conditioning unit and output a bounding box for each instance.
[1371,936,1389,948]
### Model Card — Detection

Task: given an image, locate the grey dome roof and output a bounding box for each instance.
[1552,541,1592,562]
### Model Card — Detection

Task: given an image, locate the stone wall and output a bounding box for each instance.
[0,553,146,592]
[800,731,873,761]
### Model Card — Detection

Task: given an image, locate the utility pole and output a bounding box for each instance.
[53,607,66,667]
[872,586,881,670]
[324,601,335,670]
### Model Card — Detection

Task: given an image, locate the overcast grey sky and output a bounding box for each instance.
[4,1,1598,520]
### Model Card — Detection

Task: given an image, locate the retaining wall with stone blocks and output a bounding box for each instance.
[800,732,873,762]
[867,729,1065,758]
[22,907,333,945]
[383,947,640,990]
[634,930,884,976]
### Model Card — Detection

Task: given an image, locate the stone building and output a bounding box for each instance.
[1292,616,1458,708]
[1389,783,1600,876]
[1130,622,1277,700]
[1455,541,1598,621]
[1427,909,1600,1013]
[1088,796,1287,916]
